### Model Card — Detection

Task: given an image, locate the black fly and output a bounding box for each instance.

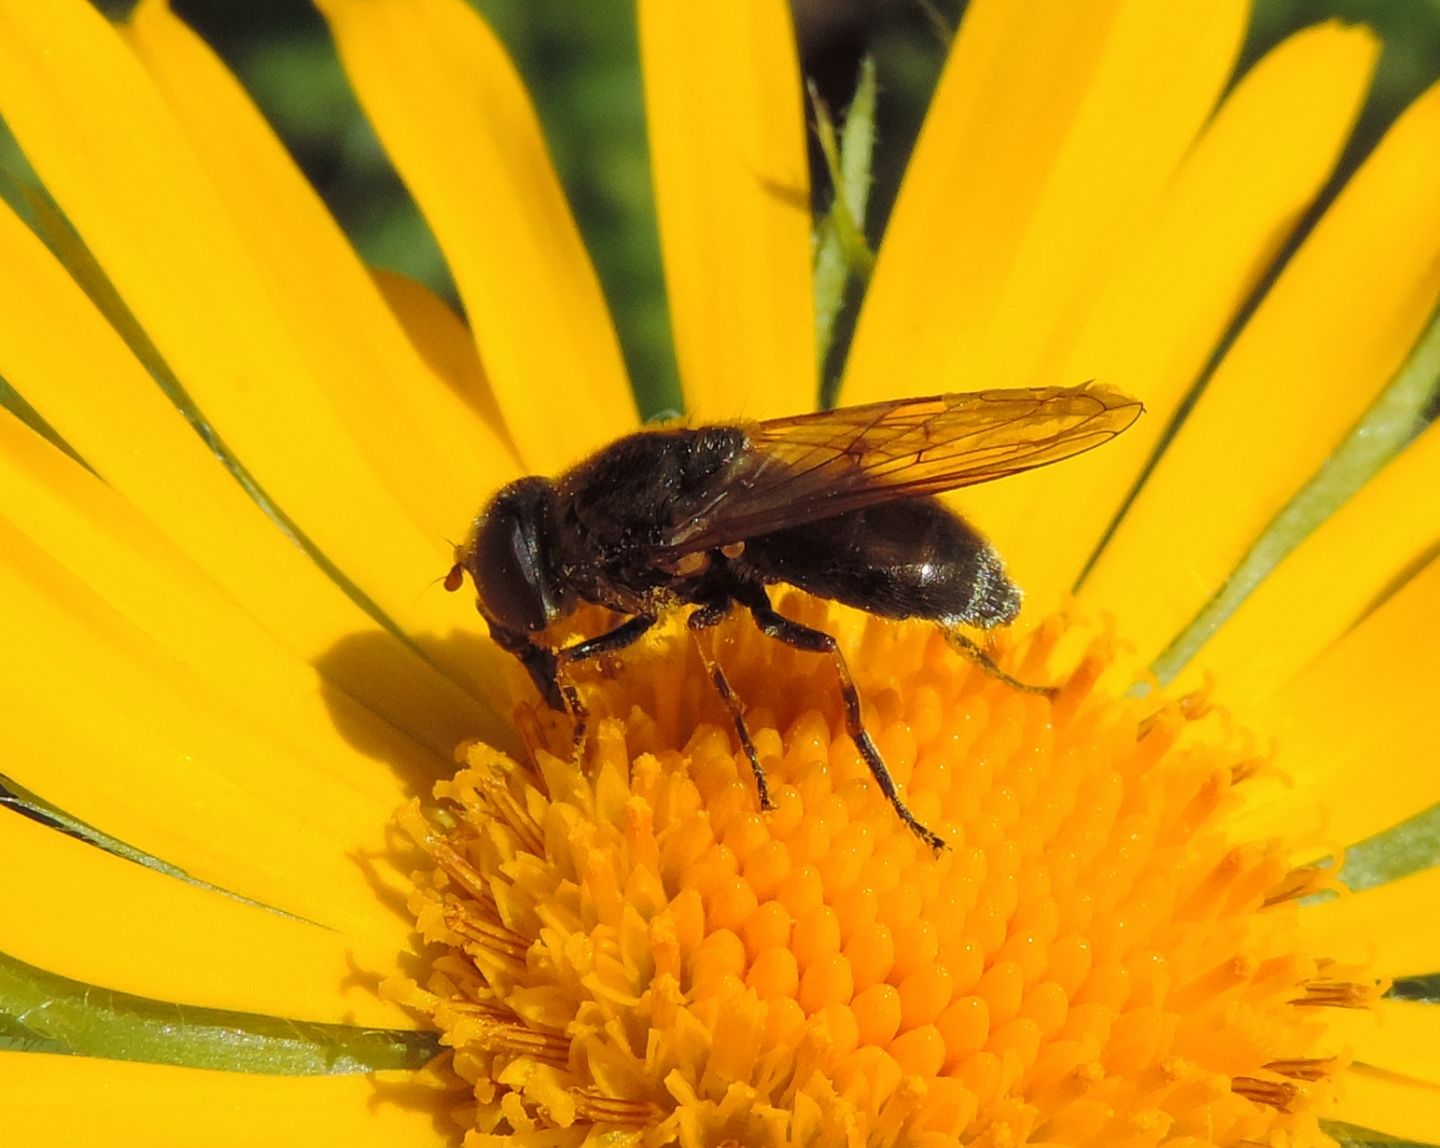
[446,384,1142,849]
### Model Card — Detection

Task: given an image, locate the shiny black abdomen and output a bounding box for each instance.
[740,498,1021,629]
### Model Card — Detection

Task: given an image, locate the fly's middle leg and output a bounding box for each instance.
[689,602,773,810]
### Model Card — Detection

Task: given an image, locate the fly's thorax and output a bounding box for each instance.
[543,425,752,602]
[557,426,749,547]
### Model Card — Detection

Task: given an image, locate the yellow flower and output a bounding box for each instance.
[0,0,1437,1146]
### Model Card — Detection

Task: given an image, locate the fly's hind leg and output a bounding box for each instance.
[942,628,1057,699]
[689,602,773,810]
[744,592,946,852]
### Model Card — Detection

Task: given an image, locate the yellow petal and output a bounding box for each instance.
[639,0,813,419]
[320,0,636,473]
[950,23,1378,604]
[1,809,411,1026]
[1322,999,1440,1087]
[2,1054,452,1148]
[1228,554,1440,852]
[0,412,453,780]
[0,523,413,944]
[1331,1065,1440,1144]
[1298,865,1440,979]
[1079,77,1440,665]
[0,0,496,696]
[124,0,518,543]
[370,267,512,449]
[1179,418,1440,705]
[843,0,1245,405]
[0,206,492,750]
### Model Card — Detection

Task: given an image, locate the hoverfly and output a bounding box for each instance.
[447,384,1142,849]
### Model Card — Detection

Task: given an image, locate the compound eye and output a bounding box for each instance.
[469,478,561,633]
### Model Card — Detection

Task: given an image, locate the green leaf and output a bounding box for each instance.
[1341,802,1440,891]
[0,373,91,474]
[1323,1119,1432,1148]
[0,948,438,1075]
[1388,973,1440,1003]
[0,1007,68,1054]
[0,778,309,921]
[1152,302,1440,681]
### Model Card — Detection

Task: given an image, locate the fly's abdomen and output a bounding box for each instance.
[742,499,1021,629]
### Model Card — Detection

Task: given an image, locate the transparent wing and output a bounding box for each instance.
[664,384,1142,553]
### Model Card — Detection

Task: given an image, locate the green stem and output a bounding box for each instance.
[812,57,878,389]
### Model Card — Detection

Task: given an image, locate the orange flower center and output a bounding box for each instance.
[390,595,1382,1146]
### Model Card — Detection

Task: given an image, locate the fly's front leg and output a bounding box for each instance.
[689,602,773,811]
[553,615,657,759]
[942,628,1057,698]
[744,592,946,852]
[553,666,589,760]
[488,621,565,711]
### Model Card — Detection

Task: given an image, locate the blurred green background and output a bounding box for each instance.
[68,1,1440,416]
